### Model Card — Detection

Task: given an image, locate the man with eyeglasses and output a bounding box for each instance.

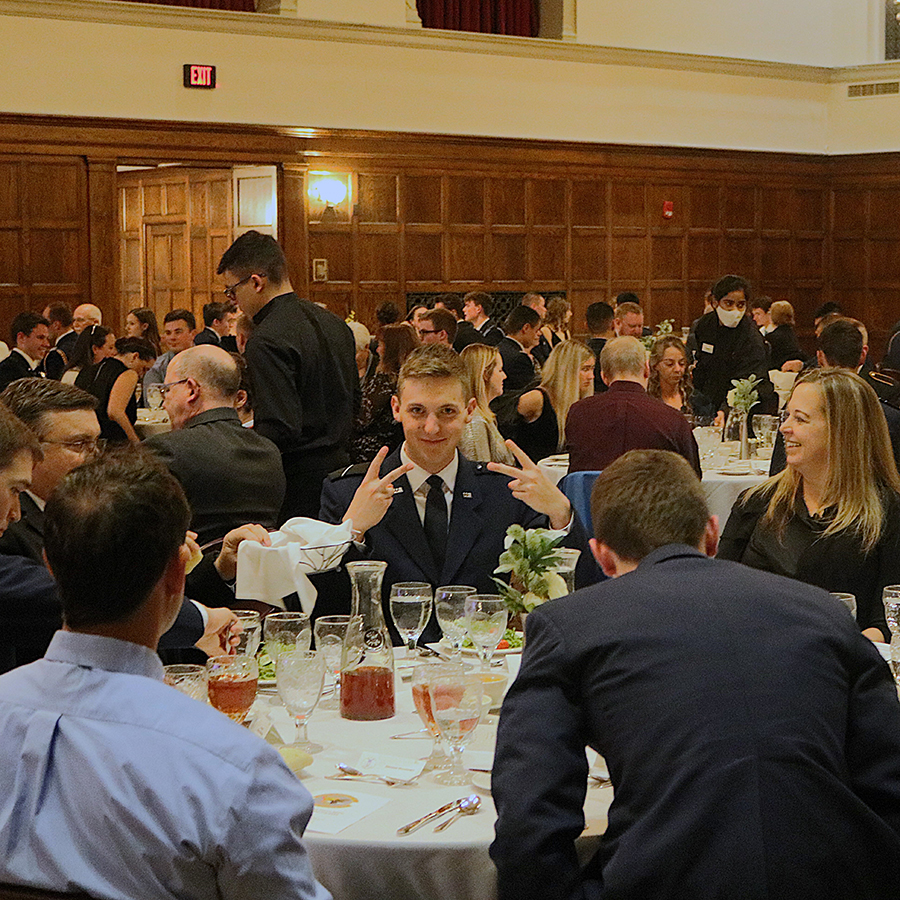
[0,379,252,673]
[691,274,776,419]
[417,308,457,347]
[217,231,358,521]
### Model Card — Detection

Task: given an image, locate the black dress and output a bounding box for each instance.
[348,372,402,464]
[498,388,559,463]
[76,358,136,444]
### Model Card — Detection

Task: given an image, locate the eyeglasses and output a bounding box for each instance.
[40,437,106,455]
[418,329,438,336]
[159,378,189,397]
[223,275,252,300]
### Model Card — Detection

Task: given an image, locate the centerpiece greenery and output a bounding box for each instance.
[640,318,674,352]
[726,374,761,414]
[493,524,570,616]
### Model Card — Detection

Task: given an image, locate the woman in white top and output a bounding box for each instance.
[459,343,515,465]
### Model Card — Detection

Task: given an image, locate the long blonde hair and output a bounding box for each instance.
[745,368,900,552]
[540,340,595,450]
[460,343,501,423]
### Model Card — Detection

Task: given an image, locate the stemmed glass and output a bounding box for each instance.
[426,671,484,786]
[389,582,433,656]
[412,662,464,771]
[206,655,258,724]
[313,615,351,708]
[464,594,508,670]
[232,609,262,657]
[276,650,326,752]
[830,592,857,619]
[435,585,476,660]
[263,612,311,662]
[883,586,900,680]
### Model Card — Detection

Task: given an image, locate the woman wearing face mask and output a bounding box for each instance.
[691,274,777,422]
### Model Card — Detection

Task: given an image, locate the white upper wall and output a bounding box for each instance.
[0,0,897,155]
[578,0,884,68]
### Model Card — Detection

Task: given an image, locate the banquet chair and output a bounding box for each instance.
[0,886,95,900]
[558,470,605,586]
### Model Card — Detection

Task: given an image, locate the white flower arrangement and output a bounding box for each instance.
[726,375,761,414]
[493,525,569,615]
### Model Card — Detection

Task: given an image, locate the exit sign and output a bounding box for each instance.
[183,65,216,89]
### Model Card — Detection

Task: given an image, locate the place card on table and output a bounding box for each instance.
[463,750,494,772]
[307,789,389,835]
[354,751,425,782]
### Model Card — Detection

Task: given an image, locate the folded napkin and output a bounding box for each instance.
[236,518,353,613]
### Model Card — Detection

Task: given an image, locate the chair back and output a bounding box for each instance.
[0,886,94,900]
[558,470,605,586]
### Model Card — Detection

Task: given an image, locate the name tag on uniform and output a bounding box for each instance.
[462,491,472,498]
[701,343,714,354]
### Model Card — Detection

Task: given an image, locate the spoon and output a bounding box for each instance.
[434,794,481,831]
[335,763,416,786]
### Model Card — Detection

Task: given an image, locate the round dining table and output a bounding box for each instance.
[537,446,769,528]
[256,654,611,900]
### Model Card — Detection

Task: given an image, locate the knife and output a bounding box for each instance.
[397,797,465,835]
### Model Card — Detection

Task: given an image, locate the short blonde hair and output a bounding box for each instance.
[745,368,900,552]
[396,344,466,398]
[769,301,795,327]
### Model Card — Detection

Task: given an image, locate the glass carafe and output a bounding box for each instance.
[340,560,395,720]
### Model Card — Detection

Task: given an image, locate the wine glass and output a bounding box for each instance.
[163,664,207,702]
[550,549,581,595]
[232,609,261,657]
[313,615,351,708]
[412,662,464,771]
[389,582,433,655]
[830,592,857,619]
[145,383,163,411]
[883,586,900,680]
[435,585,476,660]
[426,671,484,786]
[263,612,311,663]
[464,594,508,670]
[206,655,258,724]
[276,650,326,752]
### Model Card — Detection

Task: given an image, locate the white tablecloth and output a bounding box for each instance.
[259,656,610,900]
[135,412,171,439]
[537,453,768,529]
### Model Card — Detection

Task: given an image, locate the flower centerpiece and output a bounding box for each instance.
[725,374,761,459]
[640,318,674,352]
[726,374,761,414]
[493,525,570,620]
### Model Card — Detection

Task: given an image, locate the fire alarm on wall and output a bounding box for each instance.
[663,201,674,219]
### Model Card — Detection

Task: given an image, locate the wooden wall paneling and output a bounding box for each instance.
[280,164,308,299]
[448,232,486,283]
[87,158,120,328]
[449,177,484,225]
[403,174,442,225]
[490,178,526,226]
[404,230,443,283]
[358,229,400,284]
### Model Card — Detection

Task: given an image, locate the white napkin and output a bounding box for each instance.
[235,517,353,613]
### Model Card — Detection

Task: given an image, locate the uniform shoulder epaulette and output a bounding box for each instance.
[327,462,369,481]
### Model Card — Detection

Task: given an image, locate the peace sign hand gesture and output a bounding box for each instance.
[343,446,414,540]
[487,440,572,530]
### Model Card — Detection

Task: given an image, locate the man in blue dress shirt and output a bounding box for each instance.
[0,448,329,900]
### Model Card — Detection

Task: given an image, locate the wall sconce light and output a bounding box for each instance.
[309,172,352,223]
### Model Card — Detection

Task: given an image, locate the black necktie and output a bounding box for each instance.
[424,474,448,571]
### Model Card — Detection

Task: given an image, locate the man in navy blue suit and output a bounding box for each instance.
[491,449,900,900]
[320,344,579,644]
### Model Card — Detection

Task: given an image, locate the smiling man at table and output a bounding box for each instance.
[491,449,900,900]
[321,344,581,644]
[0,450,329,900]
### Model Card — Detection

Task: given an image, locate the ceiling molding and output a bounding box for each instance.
[0,0,839,83]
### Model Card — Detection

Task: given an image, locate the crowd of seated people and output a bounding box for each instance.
[3,233,900,897]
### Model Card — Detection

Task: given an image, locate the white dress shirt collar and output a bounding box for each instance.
[400,444,459,494]
[12,347,38,368]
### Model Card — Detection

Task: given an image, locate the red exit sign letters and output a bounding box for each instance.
[183,65,216,89]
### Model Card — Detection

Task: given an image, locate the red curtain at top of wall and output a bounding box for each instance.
[119,0,256,11]
[417,0,539,38]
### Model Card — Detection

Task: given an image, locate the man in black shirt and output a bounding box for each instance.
[585,300,615,394]
[217,231,359,521]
